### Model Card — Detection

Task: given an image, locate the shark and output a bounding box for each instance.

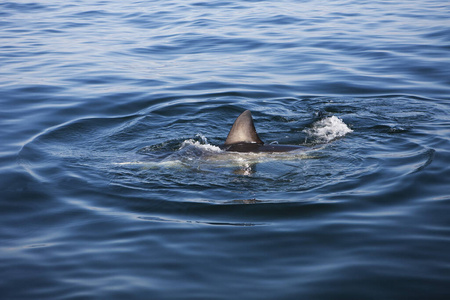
[220,110,306,153]
[116,110,352,173]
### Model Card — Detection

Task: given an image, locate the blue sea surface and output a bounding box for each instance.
[1,0,450,299]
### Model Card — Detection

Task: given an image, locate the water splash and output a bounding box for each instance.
[304,116,353,143]
[179,134,222,153]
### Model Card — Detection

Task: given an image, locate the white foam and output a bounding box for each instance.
[304,116,353,143]
[179,135,223,153]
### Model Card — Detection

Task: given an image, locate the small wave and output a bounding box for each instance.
[304,116,353,143]
[179,135,223,153]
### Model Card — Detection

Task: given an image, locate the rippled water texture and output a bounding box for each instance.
[1,0,450,299]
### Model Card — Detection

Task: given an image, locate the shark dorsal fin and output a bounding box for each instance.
[225,110,264,145]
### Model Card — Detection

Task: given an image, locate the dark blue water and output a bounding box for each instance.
[1,0,450,299]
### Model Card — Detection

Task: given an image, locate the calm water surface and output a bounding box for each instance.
[1,0,450,299]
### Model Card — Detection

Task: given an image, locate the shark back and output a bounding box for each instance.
[224,110,263,145]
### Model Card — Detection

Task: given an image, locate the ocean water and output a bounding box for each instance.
[1,0,450,299]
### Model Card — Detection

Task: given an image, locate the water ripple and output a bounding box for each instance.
[2,0,450,299]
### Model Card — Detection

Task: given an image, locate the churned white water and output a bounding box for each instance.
[304,116,353,143]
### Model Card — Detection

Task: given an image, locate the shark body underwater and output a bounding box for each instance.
[220,110,306,153]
